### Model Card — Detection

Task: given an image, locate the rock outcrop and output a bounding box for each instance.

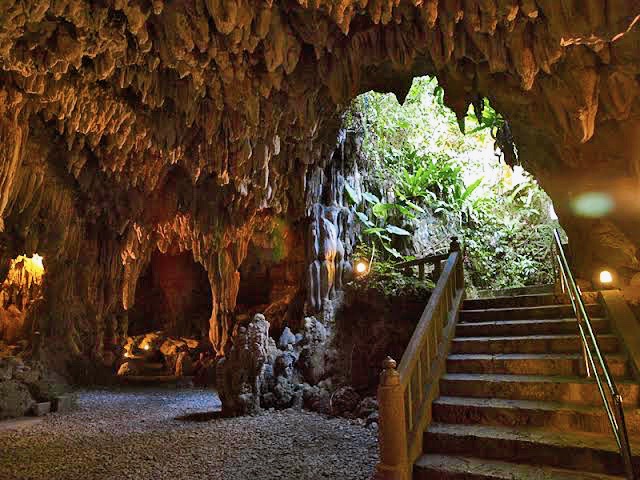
[0,1,639,362]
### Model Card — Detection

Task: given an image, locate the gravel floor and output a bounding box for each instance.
[0,388,378,480]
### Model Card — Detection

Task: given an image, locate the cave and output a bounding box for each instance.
[128,249,212,339]
[0,254,44,349]
[235,219,306,336]
[0,1,640,479]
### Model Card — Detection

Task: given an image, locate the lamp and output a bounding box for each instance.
[599,270,613,284]
[355,260,369,275]
[593,267,616,289]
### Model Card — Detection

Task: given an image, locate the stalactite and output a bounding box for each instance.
[0,0,638,359]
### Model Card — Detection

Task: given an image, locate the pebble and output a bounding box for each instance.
[0,388,378,479]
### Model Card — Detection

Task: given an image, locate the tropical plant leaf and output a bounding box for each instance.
[404,199,425,213]
[383,244,403,258]
[372,202,395,219]
[460,178,483,203]
[362,192,380,204]
[356,211,374,227]
[344,183,361,205]
[386,225,411,236]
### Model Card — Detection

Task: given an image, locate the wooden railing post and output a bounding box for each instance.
[376,357,410,480]
[449,236,463,290]
[449,236,460,253]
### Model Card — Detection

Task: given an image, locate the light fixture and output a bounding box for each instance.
[355,260,368,275]
[143,344,150,351]
[599,270,613,284]
[124,352,130,358]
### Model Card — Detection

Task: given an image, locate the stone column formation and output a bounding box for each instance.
[0,1,638,357]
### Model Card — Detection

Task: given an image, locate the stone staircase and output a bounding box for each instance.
[415,293,640,479]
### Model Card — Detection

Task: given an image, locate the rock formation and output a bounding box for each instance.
[0,1,639,362]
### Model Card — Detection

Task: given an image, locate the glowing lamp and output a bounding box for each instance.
[124,352,130,358]
[599,270,613,284]
[143,345,150,351]
[356,260,369,275]
[593,268,616,290]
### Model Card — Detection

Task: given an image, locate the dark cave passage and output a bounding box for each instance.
[128,250,212,339]
[235,227,306,336]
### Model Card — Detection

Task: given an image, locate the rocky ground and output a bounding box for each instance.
[0,388,378,480]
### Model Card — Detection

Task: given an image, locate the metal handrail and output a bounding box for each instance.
[553,229,636,479]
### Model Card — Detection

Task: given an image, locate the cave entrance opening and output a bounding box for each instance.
[348,76,559,293]
[118,249,212,380]
[0,254,45,349]
[128,249,211,338]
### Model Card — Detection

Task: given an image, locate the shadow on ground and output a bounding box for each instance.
[174,411,223,422]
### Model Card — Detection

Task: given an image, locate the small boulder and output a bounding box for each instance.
[355,396,378,419]
[32,402,51,417]
[302,385,331,415]
[330,386,360,417]
[272,376,296,409]
[0,380,35,419]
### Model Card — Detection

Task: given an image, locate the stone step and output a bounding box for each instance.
[414,454,624,480]
[440,374,640,407]
[446,353,631,378]
[423,423,640,476]
[463,293,570,311]
[456,318,610,337]
[460,304,602,323]
[451,334,619,355]
[431,396,640,435]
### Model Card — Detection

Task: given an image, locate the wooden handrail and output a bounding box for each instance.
[396,237,461,281]
[376,237,465,480]
[395,252,450,268]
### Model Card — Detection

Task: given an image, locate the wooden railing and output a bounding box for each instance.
[376,237,465,480]
[396,251,451,281]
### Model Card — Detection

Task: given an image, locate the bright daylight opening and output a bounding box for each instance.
[344,77,560,294]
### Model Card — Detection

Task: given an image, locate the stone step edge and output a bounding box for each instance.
[426,422,640,456]
[460,304,599,315]
[447,353,627,361]
[457,318,607,326]
[432,395,637,417]
[441,373,640,385]
[414,454,622,480]
[452,334,617,342]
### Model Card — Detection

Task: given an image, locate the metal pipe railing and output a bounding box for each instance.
[552,229,636,479]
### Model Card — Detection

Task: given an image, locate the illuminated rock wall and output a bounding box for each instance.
[0,1,639,359]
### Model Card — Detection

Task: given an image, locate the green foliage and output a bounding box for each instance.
[344,76,557,291]
[349,243,435,298]
[463,181,557,290]
[347,183,412,259]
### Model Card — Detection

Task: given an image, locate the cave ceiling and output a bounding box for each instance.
[0,0,639,354]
